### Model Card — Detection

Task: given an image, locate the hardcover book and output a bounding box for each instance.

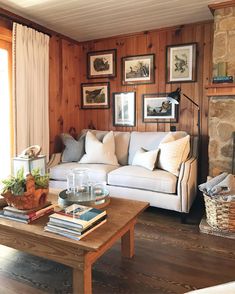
[3,201,52,214]
[0,202,54,223]
[44,219,107,241]
[0,211,28,223]
[49,204,106,229]
[4,205,54,220]
[47,214,107,233]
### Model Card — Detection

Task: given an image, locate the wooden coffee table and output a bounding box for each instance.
[0,192,149,294]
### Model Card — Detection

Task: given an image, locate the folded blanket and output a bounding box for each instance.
[198,172,228,195]
[210,174,235,196]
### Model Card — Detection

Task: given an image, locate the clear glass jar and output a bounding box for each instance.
[73,168,90,195]
[92,181,106,198]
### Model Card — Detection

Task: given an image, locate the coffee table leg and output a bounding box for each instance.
[73,265,92,294]
[121,223,135,258]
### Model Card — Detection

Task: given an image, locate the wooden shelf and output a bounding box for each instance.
[208,1,235,15]
[205,83,235,96]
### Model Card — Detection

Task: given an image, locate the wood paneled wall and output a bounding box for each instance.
[49,37,81,152]
[0,14,213,178]
[50,21,213,178]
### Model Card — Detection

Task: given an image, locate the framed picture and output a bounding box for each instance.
[166,43,197,83]
[81,82,110,109]
[142,93,178,123]
[122,54,155,85]
[87,49,116,79]
[113,92,136,127]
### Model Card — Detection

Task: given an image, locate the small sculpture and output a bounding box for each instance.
[19,145,42,159]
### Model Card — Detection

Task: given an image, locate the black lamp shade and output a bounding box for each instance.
[167,87,181,103]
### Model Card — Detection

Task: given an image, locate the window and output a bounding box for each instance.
[0,40,12,179]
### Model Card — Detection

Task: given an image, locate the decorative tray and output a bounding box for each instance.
[58,189,110,208]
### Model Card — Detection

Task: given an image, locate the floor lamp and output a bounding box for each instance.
[167,87,201,141]
[168,88,201,223]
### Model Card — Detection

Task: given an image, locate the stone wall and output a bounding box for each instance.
[213,7,235,78]
[209,97,235,176]
[208,6,235,176]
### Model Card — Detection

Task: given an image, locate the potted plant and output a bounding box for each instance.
[1,168,49,210]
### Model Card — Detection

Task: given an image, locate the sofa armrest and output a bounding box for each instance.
[177,156,197,213]
[47,153,62,170]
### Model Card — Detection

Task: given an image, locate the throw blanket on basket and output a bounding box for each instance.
[199,173,235,197]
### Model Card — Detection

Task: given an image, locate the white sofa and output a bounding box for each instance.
[48,130,198,217]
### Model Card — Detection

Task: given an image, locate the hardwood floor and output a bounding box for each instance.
[0,199,234,294]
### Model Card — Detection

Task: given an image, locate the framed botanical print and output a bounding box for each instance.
[142,93,178,123]
[166,43,197,83]
[87,49,116,79]
[122,54,155,85]
[113,92,136,127]
[81,82,110,109]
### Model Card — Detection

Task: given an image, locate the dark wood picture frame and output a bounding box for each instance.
[81,82,110,109]
[142,93,178,123]
[166,43,197,83]
[122,54,155,85]
[87,49,117,79]
[113,92,136,127]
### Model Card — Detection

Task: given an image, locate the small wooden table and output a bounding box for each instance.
[0,192,149,293]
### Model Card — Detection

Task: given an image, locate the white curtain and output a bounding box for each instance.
[13,23,49,159]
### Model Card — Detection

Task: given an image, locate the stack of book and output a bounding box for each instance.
[0,202,54,223]
[44,204,107,241]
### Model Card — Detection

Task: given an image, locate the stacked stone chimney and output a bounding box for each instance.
[208,4,235,176]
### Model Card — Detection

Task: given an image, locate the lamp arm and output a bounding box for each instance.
[182,93,199,109]
[182,92,200,153]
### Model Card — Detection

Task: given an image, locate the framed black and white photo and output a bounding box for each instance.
[122,54,155,85]
[142,93,178,123]
[87,49,116,79]
[113,92,136,127]
[166,43,197,83]
[81,82,110,109]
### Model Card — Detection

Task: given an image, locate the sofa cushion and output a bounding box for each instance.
[158,135,190,176]
[79,131,119,165]
[81,129,130,165]
[132,148,159,171]
[50,163,119,183]
[61,133,85,162]
[107,165,177,194]
[128,131,187,165]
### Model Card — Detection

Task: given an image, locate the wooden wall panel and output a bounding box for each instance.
[49,21,213,179]
[78,23,212,137]
[49,37,80,153]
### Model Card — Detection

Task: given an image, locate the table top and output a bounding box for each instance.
[0,190,149,252]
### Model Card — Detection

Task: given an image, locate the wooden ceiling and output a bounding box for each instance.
[0,0,228,41]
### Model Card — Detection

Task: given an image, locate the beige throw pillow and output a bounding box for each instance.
[160,132,175,144]
[158,135,190,176]
[132,148,159,171]
[79,131,119,165]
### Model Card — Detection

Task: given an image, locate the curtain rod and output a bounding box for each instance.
[0,7,80,44]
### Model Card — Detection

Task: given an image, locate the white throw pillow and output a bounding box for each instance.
[158,135,190,176]
[160,132,175,144]
[132,148,159,171]
[79,131,119,165]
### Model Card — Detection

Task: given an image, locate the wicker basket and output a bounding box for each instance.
[204,194,235,232]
